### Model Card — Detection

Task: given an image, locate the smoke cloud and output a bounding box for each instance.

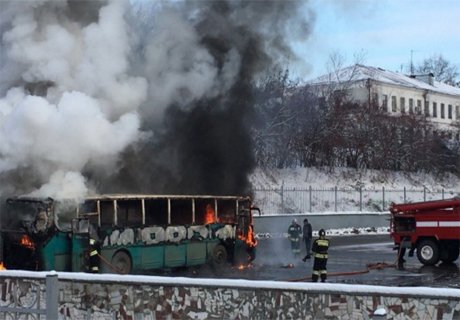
[0,0,313,199]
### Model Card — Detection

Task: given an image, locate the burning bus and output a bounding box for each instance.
[0,194,259,273]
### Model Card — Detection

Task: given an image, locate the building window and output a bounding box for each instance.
[456,105,460,119]
[400,97,405,113]
[441,103,445,119]
[409,98,414,114]
[416,99,421,114]
[424,100,430,117]
[372,93,378,103]
[391,96,397,112]
[432,102,437,118]
[382,94,388,112]
[448,105,452,119]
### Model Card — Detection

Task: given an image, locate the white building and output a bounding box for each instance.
[310,64,460,134]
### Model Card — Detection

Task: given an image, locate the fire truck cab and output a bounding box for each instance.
[390,198,460,266]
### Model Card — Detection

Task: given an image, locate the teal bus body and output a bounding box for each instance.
[98,239,220,273]
[1,195,258,274]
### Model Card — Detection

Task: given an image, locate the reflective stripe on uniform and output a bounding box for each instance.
[91,266,99,271]
[90,250,98,257]
[319,270,327,274]
[89,239,96,245]
[317,239,329,247]
[312,270,320,275]
[314,253,328,259]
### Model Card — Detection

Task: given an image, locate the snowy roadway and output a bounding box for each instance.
[171,234,460,288]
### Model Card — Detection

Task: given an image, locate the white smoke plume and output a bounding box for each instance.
[0,0,147,199]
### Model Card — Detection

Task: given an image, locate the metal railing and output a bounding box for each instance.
[0,274,58,320]
[252,186,460,215]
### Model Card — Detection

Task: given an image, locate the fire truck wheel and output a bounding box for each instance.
[416,240,440,266]
[211,244,228,268]
[111,250,132,274]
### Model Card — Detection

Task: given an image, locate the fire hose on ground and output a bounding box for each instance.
[285,246,404,282]
[97,253,125,274]
[285,261,397,282]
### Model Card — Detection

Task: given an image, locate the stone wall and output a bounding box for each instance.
[0,271,459,320]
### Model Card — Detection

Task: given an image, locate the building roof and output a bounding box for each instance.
[310,64,460,97]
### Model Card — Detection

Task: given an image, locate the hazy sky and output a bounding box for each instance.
[293,0,460,80]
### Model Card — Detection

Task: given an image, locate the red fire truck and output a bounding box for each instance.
[390,198,460,266]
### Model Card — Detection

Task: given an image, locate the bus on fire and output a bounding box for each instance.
[0,194,259,273]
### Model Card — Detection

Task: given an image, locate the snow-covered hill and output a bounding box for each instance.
[250,167,460,190]
[249,167,460,214]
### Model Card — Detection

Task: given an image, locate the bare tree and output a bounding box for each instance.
[416,54,459,86]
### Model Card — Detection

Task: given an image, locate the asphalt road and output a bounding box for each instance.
[174,234,460,288]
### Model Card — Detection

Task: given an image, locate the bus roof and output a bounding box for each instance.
[83,194,252,201]
[7,194,252,202]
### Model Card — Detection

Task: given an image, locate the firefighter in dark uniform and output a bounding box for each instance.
[287,219,302,259]
[311,229,330,282]
[88,237,100,273]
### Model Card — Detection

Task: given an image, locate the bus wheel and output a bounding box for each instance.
[111,251,132,274]
[211,244,228,268]
[417,240,439,266]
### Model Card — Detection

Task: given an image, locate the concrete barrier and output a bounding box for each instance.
[254,212,390,236]
[0,271,458,319]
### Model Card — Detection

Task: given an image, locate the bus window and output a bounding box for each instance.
[117,200,143,227]
[217,200,236,224]
[145,198,168,226]
[170,199,193,225]
[80,201,99,226]
[100,201,114,228]
[195,199,216,224]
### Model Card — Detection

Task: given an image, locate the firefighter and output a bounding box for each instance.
[287,219,302,259]
[87,237,100,273]
[311,229,329,282]
[302,218,313,261]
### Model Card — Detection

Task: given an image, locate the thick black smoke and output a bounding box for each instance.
[98,0,313,195]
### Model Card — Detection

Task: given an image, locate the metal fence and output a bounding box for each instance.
[0,274,58,320]
[252,186,460,214]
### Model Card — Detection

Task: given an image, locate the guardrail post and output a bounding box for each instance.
[280,181,284,213]
[309,185,312,212]
[359,187,362,212]
[382,186,385,212]
[334,186,338,212]
[46,274,59,320]
[403,187,406,203]
[424,186,426,201]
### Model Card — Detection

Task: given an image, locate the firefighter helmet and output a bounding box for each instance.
[293,218,297,224]
[319,229,326,237]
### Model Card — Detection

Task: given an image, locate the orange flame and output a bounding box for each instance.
[0,262,6,270]
[20,234,35,249]
[238,225,258,248]
[235,263,254,271]
[204,204,216,224]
